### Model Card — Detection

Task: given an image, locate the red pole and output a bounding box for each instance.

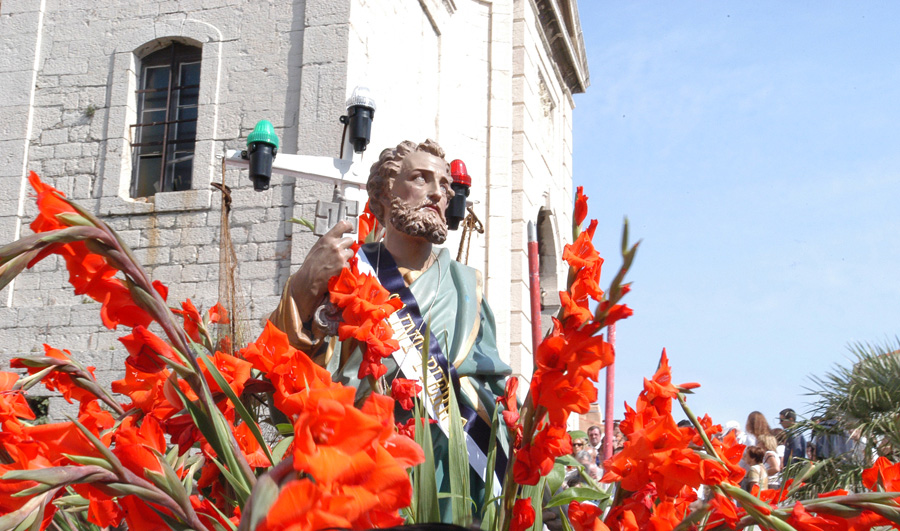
[602,323,616,461]
[527,222,542,354]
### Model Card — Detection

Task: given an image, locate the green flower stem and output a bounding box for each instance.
[677,393,723,462]
[59,192,258,489]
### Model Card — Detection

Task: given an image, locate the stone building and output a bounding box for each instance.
[0,0,589,416]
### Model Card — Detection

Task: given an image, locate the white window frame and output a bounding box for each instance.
[98,19,222,215]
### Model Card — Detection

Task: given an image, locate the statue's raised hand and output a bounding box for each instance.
[289,220,356,324]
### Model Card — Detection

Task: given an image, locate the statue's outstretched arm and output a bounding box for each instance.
[269,220,355,351]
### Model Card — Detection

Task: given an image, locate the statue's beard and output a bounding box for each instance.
[389,197,448,244]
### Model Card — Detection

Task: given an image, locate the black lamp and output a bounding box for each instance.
[447,159,471,230]
[339,86,376,153]
[243,120,280,191]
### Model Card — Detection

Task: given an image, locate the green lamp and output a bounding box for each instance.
[245,120,280,191]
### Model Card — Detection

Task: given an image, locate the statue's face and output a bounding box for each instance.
[386,151,452,244]
[391,151,452,218]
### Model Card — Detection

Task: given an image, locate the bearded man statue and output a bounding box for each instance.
[269,139,512,514]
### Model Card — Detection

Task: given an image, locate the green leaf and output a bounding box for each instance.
[170,384,222,457]
[144,469,171,494]
[0,252,38,292]
[209,396,255,498]
[480,408,501,527]
[105,482,162,499]
[169,384,252,502]
[447,358,472,526]
[143,502,195,531]
[248,473,280,531]
[14,483,55,498]
[182,455,204,493]
[208,455,252,501]
[272,435,294,464]
[288,217,315,230]
[200,355,275,466]
[545,486,610,508]
[53,494,89,507]
[159,354,197,379]
[0,496,39,531]
[55,212,94,227]
[555,454,580,467]
[200,501,239,531]
[15,366,55,391]
[61,454,113,471]
[413,341,440,524]
[275,423,294,435]
[546,461,567,495]
[152,448,193,511]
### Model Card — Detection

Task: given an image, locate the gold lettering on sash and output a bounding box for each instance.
[397,314,426,353]
[389,312,453,427]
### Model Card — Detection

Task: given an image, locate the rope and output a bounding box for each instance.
[456,206,484,264]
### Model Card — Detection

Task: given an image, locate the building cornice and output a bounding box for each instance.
[533,0,590,94]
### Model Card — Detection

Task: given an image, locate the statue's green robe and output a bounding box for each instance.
[333,245,513,517]
[271,245,512,517]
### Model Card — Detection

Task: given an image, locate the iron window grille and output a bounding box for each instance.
[130,43,202,198]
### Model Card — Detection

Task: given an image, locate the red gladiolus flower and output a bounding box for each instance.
[787,502,844,531]
[570,501,608,531]
[559,290,593,329]
[513,445,554,486]
[119,325,180,373]
[358,200,379,244]
[390,378,422,410]
[497,376,520,429]
[862,456,900,491]
[328,260,403,380]
[531,369,598,426]
[0,372,35,435]
[510,498,536,531]
[27,173,170,331]
[173,299,204,343]
[234,421,272,468]
[201,350,252,398]
[396,417,437,439]
[707,493,740,528]
[113,415,167,476]
[11,345,99,405]
[72,483,123,528]
[563,228,603,272]
[574,186,589,226]
[208,302,229,324]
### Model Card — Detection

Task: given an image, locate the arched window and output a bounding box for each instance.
[537,207,561,323]
[131,43,202,198]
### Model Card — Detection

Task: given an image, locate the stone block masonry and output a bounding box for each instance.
[0,0,586,423]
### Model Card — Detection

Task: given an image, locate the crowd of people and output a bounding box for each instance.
[563,422,626,488]
[720,408,806,491]
[565,407,867,493]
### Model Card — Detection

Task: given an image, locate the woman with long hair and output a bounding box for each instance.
[744,410,773,446]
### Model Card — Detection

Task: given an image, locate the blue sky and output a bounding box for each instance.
[572,2,900,427]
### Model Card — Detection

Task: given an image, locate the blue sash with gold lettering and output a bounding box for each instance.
[361,243,507,482]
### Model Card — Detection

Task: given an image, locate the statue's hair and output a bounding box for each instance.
[367,139,448,225]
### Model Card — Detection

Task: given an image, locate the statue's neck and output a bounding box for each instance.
[383,228,434,271]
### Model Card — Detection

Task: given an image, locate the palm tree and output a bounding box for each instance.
[795,339,900,495]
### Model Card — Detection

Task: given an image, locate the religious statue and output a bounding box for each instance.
[269,139,512,509]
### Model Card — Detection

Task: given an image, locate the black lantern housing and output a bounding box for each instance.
[243,120,280,191]
[340,86,376,154]
[447,159,472,230]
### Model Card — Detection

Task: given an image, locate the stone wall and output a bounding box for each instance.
[507,0,576,380]
[0,0,322,417]
[0,0,585,416]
